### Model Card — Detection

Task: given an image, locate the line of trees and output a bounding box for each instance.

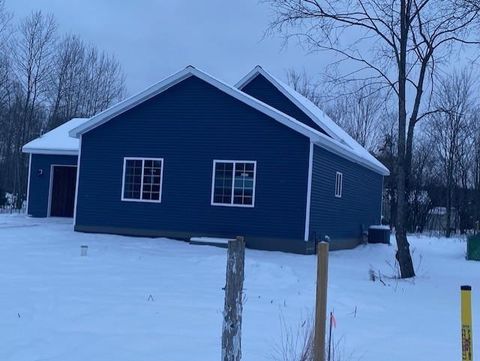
[0,1,126,207]
[268,0,480,278]
[287,67,480,235]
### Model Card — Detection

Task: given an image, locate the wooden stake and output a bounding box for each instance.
[314,241,329,361]
[222,236,245,361]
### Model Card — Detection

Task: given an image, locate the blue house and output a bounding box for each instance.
[23,66,389,253]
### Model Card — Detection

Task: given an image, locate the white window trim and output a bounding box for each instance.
[211,160,257,208]
[121,157,164,203]
[335,171,343,198]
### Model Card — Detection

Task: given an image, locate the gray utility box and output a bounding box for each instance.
[368,225,391,244]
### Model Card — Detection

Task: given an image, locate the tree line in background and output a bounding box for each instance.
[268,0,480,278]
[0,1,126,207]
[287,68,480,237]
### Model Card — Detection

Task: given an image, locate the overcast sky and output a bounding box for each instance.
[8,0,330,95]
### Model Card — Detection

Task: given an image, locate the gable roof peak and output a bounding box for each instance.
[236,66,389,176]
[68,65,324,143]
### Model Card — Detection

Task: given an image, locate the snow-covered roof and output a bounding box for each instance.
[69,66,324,142]
[22,118,89,155]
[236,66,390,176]
[66,65,388,176]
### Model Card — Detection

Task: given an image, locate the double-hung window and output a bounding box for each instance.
[335,171,343,198]
[122,157,163,202]
[211,160,256,207]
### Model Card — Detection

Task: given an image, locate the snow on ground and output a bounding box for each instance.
[0,214,478,361]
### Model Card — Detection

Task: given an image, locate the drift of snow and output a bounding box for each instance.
[22,118,88,154]
[0,214,477,361]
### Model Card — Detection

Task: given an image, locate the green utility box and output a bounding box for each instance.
[467,235,480,261]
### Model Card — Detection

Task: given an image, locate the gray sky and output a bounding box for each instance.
[8,0,329,95]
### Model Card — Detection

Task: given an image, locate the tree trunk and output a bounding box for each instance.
[395,0,415,279]
[445,163,453,238]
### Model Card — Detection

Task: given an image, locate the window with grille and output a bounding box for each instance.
[212,160,256,207]
[335,172,343,198]
[122,158,163,202]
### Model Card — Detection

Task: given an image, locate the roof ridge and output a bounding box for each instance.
[235,66,389,175]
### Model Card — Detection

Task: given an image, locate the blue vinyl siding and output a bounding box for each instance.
[309,146,382,247]
[240,74,328,134]
[76,75,310,247]
[27,154,78,217]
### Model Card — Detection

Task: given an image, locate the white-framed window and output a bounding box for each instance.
[121,157,164,202]
[335,171,343,198]
[211,160,256,207]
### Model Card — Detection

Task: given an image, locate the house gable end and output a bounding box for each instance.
[75,74,311,251]
[70,67,320,142]
[239,73,329,135]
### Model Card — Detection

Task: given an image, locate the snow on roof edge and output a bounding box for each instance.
[64,66,388,176]
[68,66,328,142]
[22,118,88,154]
[236,66,390,176]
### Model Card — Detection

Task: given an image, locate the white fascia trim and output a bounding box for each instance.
[304,141,313,241]
[236,66,390,176]
[313,134,389,176]
[73,135,82,226]
[68,65,389,176]
[26,153,32,215]
[68,66,323,142]
[22,148,79,156]
[236,66,340,143]
[69,68,193,138]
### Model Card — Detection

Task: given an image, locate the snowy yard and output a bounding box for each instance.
[0,214,478,361]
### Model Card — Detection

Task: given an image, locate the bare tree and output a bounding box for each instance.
[47,35,125,130]
[426,70,476,237]
[266,0,480,278]
[407,135,435,232]
[48,34,86,129]
[0,4,126,205]
[81,46,126,116]
[473,115,480,230]
[286,68,321,105]
[10,11,57,206]
[322,82,384,151]
[286,70,384,151]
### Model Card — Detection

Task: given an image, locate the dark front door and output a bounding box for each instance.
[50,166,77,217]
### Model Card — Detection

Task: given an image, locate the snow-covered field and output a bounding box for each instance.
[0,214,478,361]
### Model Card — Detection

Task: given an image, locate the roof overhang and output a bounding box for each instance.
[69,66,323,142]
[236,66,390,176]
[312,133,389,175]
[236,66,341,144]
[22,147,79,156]
[68,65,389,176]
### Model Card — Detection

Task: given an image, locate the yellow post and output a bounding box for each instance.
[461,285,473,361]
